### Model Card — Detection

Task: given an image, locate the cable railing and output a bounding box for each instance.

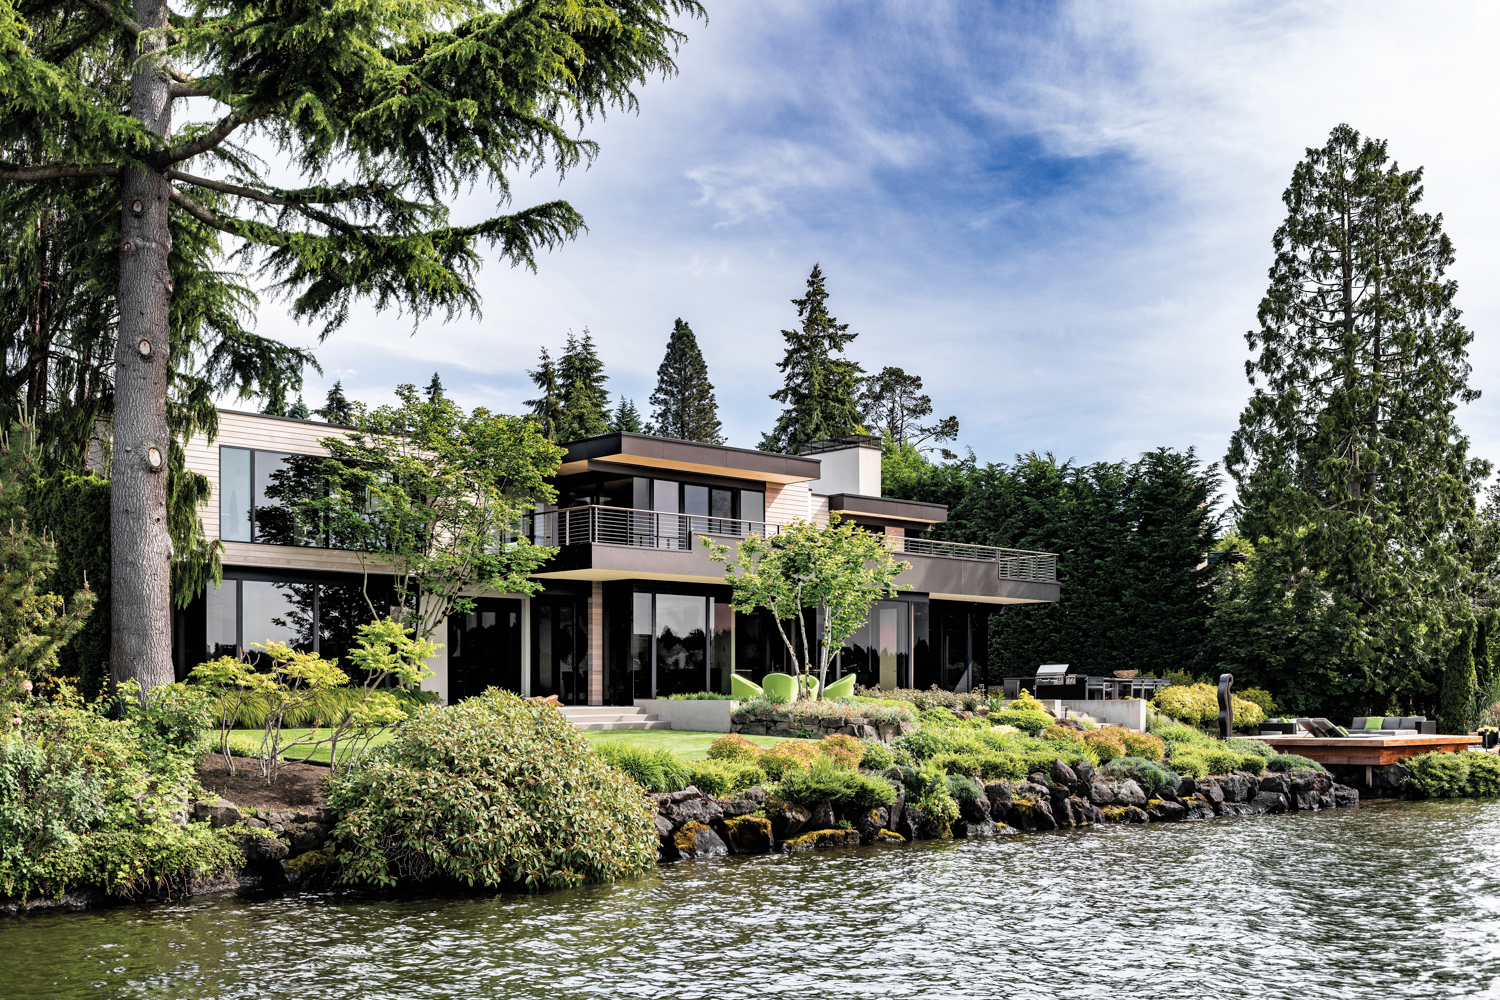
[900,536,1058,583]
[528,504,779,550]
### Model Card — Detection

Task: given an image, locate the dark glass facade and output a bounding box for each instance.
[447,598,524,701]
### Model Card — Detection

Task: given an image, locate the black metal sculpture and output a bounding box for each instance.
[1218,673,1234,741]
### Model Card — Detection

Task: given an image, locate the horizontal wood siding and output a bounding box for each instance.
[765,482,812,526]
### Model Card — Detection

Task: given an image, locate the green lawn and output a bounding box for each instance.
[231,726,799,765]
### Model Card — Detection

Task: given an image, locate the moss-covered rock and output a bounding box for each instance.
[781,829,861,852]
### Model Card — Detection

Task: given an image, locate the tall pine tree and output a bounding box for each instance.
[760,264,865,454]
[525,347,565,441]
[1224,124,1489,717]
[557,330,610,442]
[0,0,703,691]
[610,396,643,433]
[316,381,355,425]
[648,318,722,443]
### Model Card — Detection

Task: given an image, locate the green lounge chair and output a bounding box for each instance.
[761,672,796,703]
[822,674,856,700]
[731,674,763,700]
[799,674,820,698]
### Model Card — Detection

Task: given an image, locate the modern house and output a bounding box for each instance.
[175,411,1059,705]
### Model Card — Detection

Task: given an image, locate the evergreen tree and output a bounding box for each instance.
[425,372,445,403]
[760,264,865,454]
[1225,124,1489,716]
[316,382,356,425]
[287,397,310,421]
[556,330,610,442]
[525,347,566,441]
[610,396,644,434]
[1439,625,1478,734]
[648,318,723,443]
[859,366,958,459]
[0,0,704,691]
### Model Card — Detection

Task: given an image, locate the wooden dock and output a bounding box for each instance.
[1251,734,1479,767]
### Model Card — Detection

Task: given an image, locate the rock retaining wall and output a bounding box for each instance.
[652,760,1361,861]
[731,707,919,741]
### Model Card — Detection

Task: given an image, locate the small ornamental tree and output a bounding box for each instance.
[279,384,563,644]
[702,516,909,699]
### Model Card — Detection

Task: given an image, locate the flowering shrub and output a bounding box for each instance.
[737,696,915,725]
[855,685,985,713]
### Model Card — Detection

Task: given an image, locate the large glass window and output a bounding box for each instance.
[532,596,587,705]
[632,592,653,701]
[219,446,327,546]
[447,598,524,701]
[837,600,911,690]
[711,601,734,695]
[201,573,391,672]
[655,594,706,696]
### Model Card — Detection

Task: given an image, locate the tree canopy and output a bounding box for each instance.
[859,366,958,459]
[528,329,610,442]
[647,317,722,443]
[760,264,865,454]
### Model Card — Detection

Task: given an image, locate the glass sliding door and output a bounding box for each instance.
[532,596,587,705]
[448,598,524,702]
[654,594,707,697]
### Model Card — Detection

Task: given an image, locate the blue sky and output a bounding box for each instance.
[244,1,1500,476]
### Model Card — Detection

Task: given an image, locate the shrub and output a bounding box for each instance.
[856,685,985,713]
[740,696,915,726]
[987,709,1054,736]
[858,738,895,771]
[1083,728,1127,763]
[123,681,215,754]
[773,757,897,810]
[759,741,821,779]
[1102,756,1181,795]
[687,761,767,797]
[1117,729,1166,762]
[329,691,659,890]
[1227,738,1276,760]
[1152,683,1265,730]
[946,773,983,804]
[1236,687,1276,718]
[818,733,864,768]
[1265,754,1325,773]
[1151,718,1216,749]
[1235,754,1267,776]
[1403,751,1471,798]
[1197,747,1244,776]
[1168,749,1208,779]
[1008,689,1050,714]
[912,763,959,830]
[706,733,762,764]
[664,692,734,700]
[920,706,962,728]
[1463,753,1500,797]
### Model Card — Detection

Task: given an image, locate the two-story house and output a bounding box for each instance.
[175,412,1059,705]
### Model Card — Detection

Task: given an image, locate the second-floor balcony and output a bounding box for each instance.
[528,504,1059,594]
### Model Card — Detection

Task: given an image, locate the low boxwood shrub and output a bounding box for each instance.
[858,738,895,771]
[1102,756,1181,795]
[1168,749,1208,779]
[329,692,659,890]
[664,692,734,700]
[1227,738,1276,760]
[1265,753,1326,773]
[855,685,985,713]
[759,740,821,779]
[1404,751,1500,798]
[772,758,897,809]
[1235,753,1267,776]
[1117,729,1166,762]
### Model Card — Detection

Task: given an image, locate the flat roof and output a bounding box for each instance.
[557,432,822,485]
[827,493,948,525]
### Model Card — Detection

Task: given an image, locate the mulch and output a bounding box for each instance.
[194,752,331,811]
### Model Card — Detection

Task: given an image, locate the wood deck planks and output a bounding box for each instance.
[1249,734,1479,766]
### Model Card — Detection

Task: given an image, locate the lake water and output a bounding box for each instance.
[5,799,1500,999]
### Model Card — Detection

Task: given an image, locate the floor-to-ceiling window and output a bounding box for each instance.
[448,598,524,702]
[836,600,911,690]
[654,594,707,696]
[532,595,586,705]
[197,571,393,676]
[624,590,734,699]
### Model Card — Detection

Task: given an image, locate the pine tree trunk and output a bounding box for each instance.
[112,0,175,695]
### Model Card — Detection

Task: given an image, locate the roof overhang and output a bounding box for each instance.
[827,493,948,526]
[556,433,821,485]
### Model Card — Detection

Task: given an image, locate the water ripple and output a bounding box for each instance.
[6,800,1500,999]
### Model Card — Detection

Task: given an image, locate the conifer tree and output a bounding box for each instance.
[1225,124,1489,715]
[526,347,565,441]
[0,0,703,691]
[286,396,310,420]
[648,318,722,443]
[858,366,958,459]
[316,381,355,426]
[1439,625,1478,734]
[425,373,445,403]
[610,396,643,434]
[556,330,610,442]
[760,264,865,454]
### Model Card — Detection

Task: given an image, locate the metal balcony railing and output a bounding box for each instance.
[900,536,1059,583]
[529,504,778,550]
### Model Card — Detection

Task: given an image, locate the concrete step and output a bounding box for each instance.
[558,705,672,731]
[570,719,673,731]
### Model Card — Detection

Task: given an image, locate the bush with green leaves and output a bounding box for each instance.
[664,692,734,700]
[919,706,963,728]
[0,699,241,903]
[329,691,659,890]
[1236,687,1277,718]
[686,760,766,797]
[1167,749,1209,779]
[593,742,690,794]
[1403,751,1500,798]
[705,733,763,764]
[1227,738,1276,759]
[856,685,985,713]
[121,680,215,754]
[986,709,1054,736]
[772,757,897,810]
[1151,717,1216,748]
[1152,683,1265,730]
[858,738,896,771]
[1117,729,1167,762]
[1102,756,1181,795]
[1265,754,1325,773]
[1083,727,1127,763]
[911,763,960,831]
[1234,754,1268,776]
[930,750,1026,782]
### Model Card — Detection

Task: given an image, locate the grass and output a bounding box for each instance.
[229,726,801,765]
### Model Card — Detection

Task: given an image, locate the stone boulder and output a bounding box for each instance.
[664,795,723,829]
[765,798,812,840]
[713,816,774,854]
[1259,773,1291,797]
[1180,793,1216,821]
[959,792,992,824]
[1005,792,1057,832]
[952,818,1000,838]
[781,829,861,852]
[1332,784,1360,808]
[1051,760,1080,793]
[1088,780,1116,806]
[672,821,729,859]
[1074,762,1096,786]
[984,782,1014,816]
[1146,798,1185,822]
[1247,791,1288,815]
[191,801,244,829]
[896,804,926,841]
[1114,779,1147,808]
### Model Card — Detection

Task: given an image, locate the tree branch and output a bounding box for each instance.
[159,107,272,166]
[169,85,214,99]
[166,169,378,209]
[0,163,119,182]
[76,0,140,37]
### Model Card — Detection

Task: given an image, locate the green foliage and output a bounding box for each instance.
[1170,746,1248,777]
[1152,683,1265,730]
[663,691,735,700]
[987,709,1054,736]
[1234,754,1268,776]
[930,750,1026,782]
[858,738,896,771]
[737,696,914,726]
[25,471,109,699]
[1166,750,1207,779]
[1117,728,1167,762]
[1236,687,1277,718]
[920,706,962,728]
[1102,756,1181,795]
[648,318,723,443]
[529,331,612,443]
[1150,717,1216,748]
[911,763,959,831]
[594,741,690,794]
[705,518,909,695]
[1082,727,1127,763]
[886,448,1221,683]
[1439,626,1479,735]
[760,264,865,454]
[289,385,563,641]
[859,368,959,459]
[329,691,659,890]
[1402,752,1478,798]
[772,757,896,810]
[122,681,215,755]
[706,733,764,763]
[685,760,766,797]
[1224,125,1489,721]
[862,685,987,712]
[1265,754,1326,773]
[609,396,644,434]
[0,701,239,902]
[1227,738,1276,760]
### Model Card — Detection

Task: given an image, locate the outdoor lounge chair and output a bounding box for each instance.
[731,674,763,700]
[1296,718,1348,738]
[761,673,796,702]
[822,674,856,700]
